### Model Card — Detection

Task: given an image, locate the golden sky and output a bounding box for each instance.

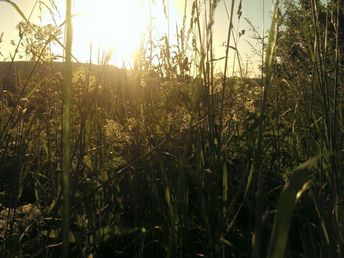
[0,0,274,76]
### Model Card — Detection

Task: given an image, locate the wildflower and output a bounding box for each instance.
[104,119,129,143]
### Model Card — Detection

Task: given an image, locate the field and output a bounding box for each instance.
[0,0,343,257]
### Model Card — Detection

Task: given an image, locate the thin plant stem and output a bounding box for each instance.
[219,0,235,146]
[251,2,280,257]
[62,0,73,257]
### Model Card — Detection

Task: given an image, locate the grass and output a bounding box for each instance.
[62,0,72,257]
[0,0,343,257]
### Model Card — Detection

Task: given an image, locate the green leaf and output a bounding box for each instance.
[47,199,57,213]
[99,170,108,182]
[165,187,171,207]
[84,155,93,170]
[267,155,320,258]
[222,162,228,217]
[41,229,59,239]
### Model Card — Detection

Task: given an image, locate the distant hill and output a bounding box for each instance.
[0,61,125,93]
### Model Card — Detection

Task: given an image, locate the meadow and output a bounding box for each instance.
[0,0,343,257]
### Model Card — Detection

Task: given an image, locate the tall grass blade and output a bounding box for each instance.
[1,0,29,22]
[220,0,235,145]
[267,156,320,258]
[251,2,280,257]
[62,0,73,257]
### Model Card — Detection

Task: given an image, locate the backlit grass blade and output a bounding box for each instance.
[251,2,280,257]
[1,0,29,22]
[62,0,73,257]
[267,156,320,258]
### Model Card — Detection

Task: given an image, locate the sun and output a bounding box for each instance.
[73,0,147,66]
[45,0,184,66]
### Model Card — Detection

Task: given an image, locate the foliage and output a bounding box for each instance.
[0,0,343,257]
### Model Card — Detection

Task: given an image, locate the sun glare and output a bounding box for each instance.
[44,0,184,66]
[73,0,146,66]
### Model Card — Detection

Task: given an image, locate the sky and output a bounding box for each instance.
[0,0,274,75]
